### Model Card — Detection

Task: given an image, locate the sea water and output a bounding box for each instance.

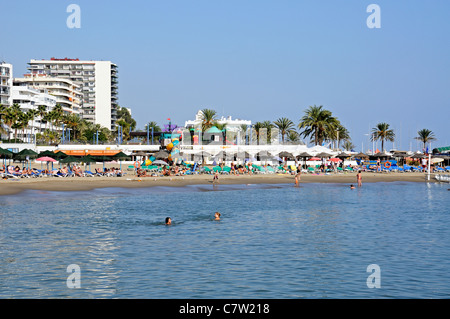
[0,182,449,298]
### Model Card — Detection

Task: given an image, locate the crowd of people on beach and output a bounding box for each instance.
[1,164,123,179]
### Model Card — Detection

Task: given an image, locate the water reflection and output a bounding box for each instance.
[1,182,449,298]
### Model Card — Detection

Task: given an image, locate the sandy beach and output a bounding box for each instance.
[0,166,440,196]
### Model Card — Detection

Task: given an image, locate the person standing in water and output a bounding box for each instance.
[214,212,221,220]
[357,170,362,187]
[294,165,301,187]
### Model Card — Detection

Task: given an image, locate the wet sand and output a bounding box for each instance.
[0,170,438,196]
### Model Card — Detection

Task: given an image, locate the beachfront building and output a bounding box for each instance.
[184,110,252,145]
[10,85,57,141]
[0,62,13,107]
[26,58,119,130]
[14,75,82,115]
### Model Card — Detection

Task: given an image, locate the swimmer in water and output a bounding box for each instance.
[350,184,355,189]
[214,212,221,220]
[165,217,172,225]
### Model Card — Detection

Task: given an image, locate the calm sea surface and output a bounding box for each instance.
[0,181,449,299]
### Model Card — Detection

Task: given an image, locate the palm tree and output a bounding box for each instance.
[199,109,218,133]
[146,121,161,132]
[63,113,82,141]
[287,130,300,144]
[214,122,228,145]
[51,104,64,132]
[414,129,436,151]
[3,107,17,142]
[26,109,38,143]
[274,117,295,143]
[0,104,6,139]
[239,124,248,145]
[371,122,395,152]
[298,105,340,145]
[342,140,355,152]
[37,105,47,134]
[9,104,23,142]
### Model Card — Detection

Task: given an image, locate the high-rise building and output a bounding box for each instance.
[27,58,119,130]
[0,62,13,106]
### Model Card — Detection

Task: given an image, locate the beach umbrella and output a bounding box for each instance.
[254,151,273,161]
[278,151,294,159]
[80,155,97,172]
[431,158,444,164]
[60,155,80,164]
[36,156,57,170]
[36,156,57,162]
[353,152,369,159]
[315,152,333,158]
[297,151,312,158]
[14,149,38,169]
[336,152,350,158]
[112,151,131,170]
[154,150,170,159]
[0,147,13,158]
[93,155,114,171]
[411,153,426,159]
[0,147,14,166]
[307,157,321,161]
[38,150,56,158]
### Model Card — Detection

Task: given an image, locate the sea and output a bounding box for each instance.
[0,181,449,299]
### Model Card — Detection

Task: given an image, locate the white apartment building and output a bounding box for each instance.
[0,62,13,106]
[10,85,57,141]
[15,75,82,115]
[27,58,119,130]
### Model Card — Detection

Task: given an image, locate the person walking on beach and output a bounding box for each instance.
[357,170,362,187]
[213,170,219,184]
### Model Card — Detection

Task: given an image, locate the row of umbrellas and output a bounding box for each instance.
[0,148,132,170]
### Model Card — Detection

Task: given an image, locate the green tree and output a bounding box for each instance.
[298,105,341,146]
[199,109,218,133]
[37,105,48,134]
[414,129,436,151]
[274,117,295,143]
[371,122,395,152]
[117,107,136,131]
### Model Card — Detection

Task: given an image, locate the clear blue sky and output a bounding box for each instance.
[1,0,449,151]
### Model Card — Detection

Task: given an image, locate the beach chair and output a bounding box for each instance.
[307,167,316,174]
[213,166,222,174]
[202,167,212,174]
[266,166,276,174]
[222,166,231,174]
[445,166,450,172]
[84,170,95,177]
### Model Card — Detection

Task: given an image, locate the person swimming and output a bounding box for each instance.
[350,184,355,189]
[214,212,221,220]
[165,217,172,225]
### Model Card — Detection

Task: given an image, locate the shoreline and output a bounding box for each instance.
[0,172,439,196]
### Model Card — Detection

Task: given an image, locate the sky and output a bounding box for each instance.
[1,0,449,151]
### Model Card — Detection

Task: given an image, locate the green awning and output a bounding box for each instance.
[434,146,450,153]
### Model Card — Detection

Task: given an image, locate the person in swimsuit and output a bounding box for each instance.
[357,170,362,187]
